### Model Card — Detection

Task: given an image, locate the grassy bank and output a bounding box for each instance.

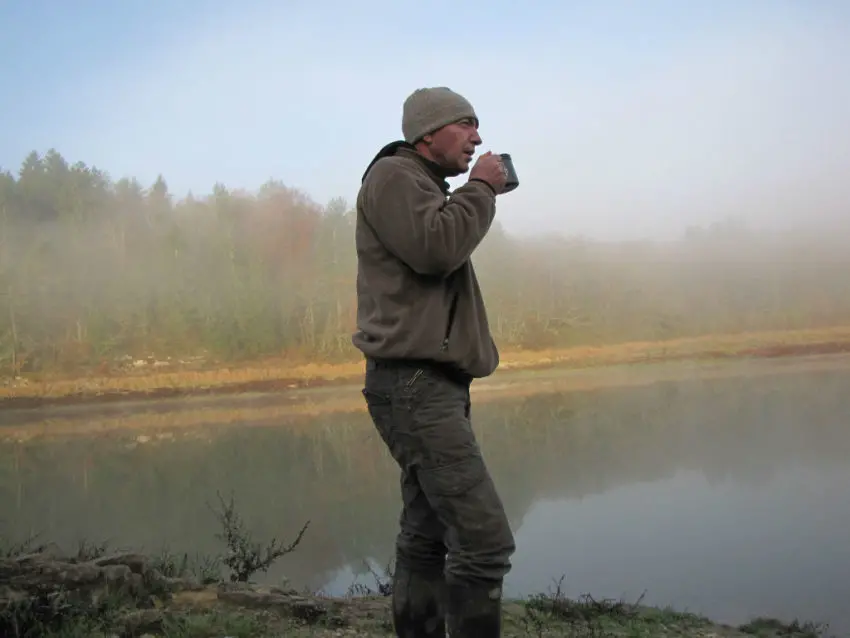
[0,495,835,638]
[3,325,850,409]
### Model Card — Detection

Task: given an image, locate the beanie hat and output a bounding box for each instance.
[402,87,478,144]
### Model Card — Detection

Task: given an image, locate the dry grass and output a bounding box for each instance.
[2,325,850,403]
[494,324,850,370]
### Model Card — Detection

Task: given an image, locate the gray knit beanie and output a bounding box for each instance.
[402,87,478,144]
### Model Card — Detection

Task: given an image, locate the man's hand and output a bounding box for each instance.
[469,151,508,194]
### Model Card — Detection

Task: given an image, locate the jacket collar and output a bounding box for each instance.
[361,141,451,194]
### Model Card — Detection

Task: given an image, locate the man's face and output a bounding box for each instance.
[423,117,482,176]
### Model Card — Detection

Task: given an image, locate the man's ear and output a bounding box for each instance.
[421,134,434,145]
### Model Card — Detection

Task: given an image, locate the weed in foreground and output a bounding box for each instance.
[161,608,267,638]
[150,546,222,585]
[526,576,643,622]
[207,489,310,583]
[345,556,395,598]
[520,575,644,638]
[74,538,110,561]
[739,616,833,638]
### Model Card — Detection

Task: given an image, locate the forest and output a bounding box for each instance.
[1,148,849,377]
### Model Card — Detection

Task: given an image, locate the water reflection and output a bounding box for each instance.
[1,364,849,633]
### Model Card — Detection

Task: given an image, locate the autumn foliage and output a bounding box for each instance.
[1,148,849,377]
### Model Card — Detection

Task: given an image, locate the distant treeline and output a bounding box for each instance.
[1,149,849,376]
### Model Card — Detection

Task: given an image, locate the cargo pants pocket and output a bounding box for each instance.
[418,453,515,584]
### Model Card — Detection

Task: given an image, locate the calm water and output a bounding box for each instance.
[1,357,849,634]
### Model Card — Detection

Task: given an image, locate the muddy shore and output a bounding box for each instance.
[0,547,833,638]
[3,327,850,411]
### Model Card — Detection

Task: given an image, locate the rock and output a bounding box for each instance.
[142,567,167,587]
[0,553,172,614]
[216,583,329,623]
[0,553,186,638]
[13,542,67,563]
[165,575,205,592]
[102,564,132,583]
[92,552,149,575]
[0,557,103,590]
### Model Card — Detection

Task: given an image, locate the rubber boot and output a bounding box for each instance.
[392,565,447,637]
[445,581,502,637]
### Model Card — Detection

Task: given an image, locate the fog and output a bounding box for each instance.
[1,161,849,377]
[2,2,850,373]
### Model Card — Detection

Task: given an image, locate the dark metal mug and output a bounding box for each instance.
[499,153,519,193]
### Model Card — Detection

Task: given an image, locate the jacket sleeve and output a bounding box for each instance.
[363,160,497,278]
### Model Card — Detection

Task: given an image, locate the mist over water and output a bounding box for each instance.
[2,359,849,633]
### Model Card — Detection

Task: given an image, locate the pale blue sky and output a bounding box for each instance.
[2,0,849,239]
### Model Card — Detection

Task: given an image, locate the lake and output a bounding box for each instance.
[1,355,849,635]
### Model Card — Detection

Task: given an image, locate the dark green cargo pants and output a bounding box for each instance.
[361,357,516,587]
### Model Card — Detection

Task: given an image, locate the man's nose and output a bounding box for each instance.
[470,131,482,145]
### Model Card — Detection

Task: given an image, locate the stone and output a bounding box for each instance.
[0,553,167,619]
[0,557,102,590]
[165,575,205,592]
[12,542,66,563]
[216,583,329,622]
[92,552,149,575]
[101,564,132,583]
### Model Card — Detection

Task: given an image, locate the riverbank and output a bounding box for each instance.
[1,547,832,638]
[3,325,850,410]
[0,494,837,638]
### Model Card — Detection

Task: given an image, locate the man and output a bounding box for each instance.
[352,86,516,638]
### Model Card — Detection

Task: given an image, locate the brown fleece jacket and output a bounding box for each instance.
[351,142,500,379]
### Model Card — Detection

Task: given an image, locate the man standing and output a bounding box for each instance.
[352,86,516,637]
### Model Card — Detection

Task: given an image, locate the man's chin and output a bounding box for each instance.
[449,161,470,177]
